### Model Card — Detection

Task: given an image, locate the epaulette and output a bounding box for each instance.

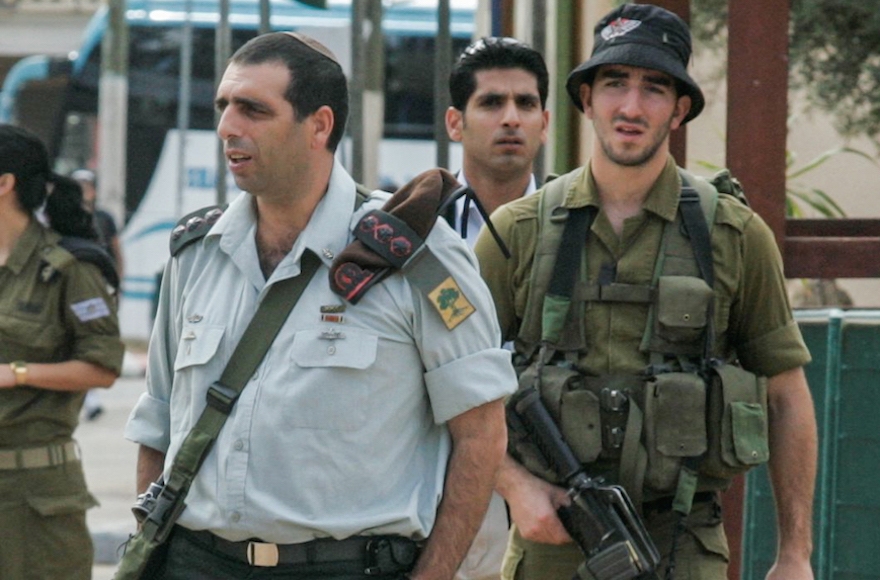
[59,237,120,291]
[355,183,373,203]
[38,245,77,284]
[169,205,226,257]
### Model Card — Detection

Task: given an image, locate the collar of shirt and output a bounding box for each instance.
[205,159,358,289]
[565,156,681,223]
[453,170,538,247]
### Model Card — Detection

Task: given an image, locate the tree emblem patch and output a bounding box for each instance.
[428,276,476,330]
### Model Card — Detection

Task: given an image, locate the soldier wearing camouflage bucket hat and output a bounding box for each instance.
[474,4,817,580]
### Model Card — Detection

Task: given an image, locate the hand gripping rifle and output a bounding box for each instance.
[507,387,661,580]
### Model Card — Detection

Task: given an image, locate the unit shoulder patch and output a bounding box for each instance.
[428,276,475,330]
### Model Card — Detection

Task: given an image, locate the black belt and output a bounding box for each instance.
[174,526,420,572]
[642,491,716,516]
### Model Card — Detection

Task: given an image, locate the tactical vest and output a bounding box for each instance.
[509,167,769,515]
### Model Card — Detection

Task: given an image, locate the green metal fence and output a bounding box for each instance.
[742,309,880,579]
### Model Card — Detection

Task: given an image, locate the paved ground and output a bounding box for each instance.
[77,350,147,580]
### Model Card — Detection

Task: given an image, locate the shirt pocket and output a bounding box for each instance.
[173,324,225,371]
[286,328,378,430]
[0,309,65,360]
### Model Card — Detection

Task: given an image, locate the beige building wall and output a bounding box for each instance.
[0,0,98,57]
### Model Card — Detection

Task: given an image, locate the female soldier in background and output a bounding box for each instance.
[0,124,124,579]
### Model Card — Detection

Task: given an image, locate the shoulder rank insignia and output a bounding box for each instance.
[169,205,227,257]
[38,244,75,284]
[428,276,475,330]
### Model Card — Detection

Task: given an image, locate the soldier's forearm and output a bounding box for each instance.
[136,444,166,495]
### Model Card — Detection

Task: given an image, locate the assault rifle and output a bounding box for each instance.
[507,388,661,580]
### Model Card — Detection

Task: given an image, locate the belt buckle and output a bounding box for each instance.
[247,541,280,567]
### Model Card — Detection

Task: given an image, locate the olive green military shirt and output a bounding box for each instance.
[474,157,811,378]
[0,220,124,446]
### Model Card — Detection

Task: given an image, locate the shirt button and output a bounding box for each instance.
[328,345,336,355]
[230,511,241,523]
[252,371,260,381]
[234,440,244,451]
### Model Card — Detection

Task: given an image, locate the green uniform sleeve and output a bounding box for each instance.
[727,209,811,377]
[63,260,125,374]
[473,198,540,343]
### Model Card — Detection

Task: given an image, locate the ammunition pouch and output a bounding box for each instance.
[510,360,770,498]
[510,363,583,483]
[649,276,714,357]
[643,372,707,492]
[701,364,770,479]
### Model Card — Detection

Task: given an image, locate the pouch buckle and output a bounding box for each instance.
[604,426,626,450]
[600,388,629,412]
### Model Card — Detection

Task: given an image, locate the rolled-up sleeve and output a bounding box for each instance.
[66,261,125,374]
[124,259,178,451]
[414,224,518,424]
[124,392,172,452]
[728,210,812,376]
[737,321,810,379]
[425,348,515,424]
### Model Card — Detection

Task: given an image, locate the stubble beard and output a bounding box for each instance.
[599,113,674,168]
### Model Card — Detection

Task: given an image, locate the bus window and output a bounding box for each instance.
[384,35,471,139]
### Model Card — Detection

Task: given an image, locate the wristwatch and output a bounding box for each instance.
[9,361,28,386]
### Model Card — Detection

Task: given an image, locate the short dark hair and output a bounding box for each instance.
[0,124,97,239]
[230,32,349,152]
[449,37,549,111]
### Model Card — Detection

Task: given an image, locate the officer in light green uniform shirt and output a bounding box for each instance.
[474,5,817,580]
[0,124,124,580]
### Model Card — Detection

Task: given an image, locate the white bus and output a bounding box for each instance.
[0,0,474,339]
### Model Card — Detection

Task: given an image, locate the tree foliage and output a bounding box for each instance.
[690,0,880,143]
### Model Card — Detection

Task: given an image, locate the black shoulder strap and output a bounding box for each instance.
[541,205,597,345]
[677,177,717,363]
[678,179,715,288]
[548,206,596,299]
[59,236,120,291]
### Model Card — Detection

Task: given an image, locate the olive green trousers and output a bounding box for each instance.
[0,460,96,580]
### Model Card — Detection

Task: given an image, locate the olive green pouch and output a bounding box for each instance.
[643,373,708,492]
[560,383,603,465]
[701,364,769,479]
[510,363,600,481]
[649,276,714,360]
